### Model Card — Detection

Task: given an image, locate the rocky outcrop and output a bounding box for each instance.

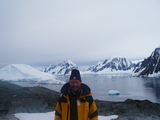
[96,99,160,120]
[0,81,60,120]
[132,47,160,77]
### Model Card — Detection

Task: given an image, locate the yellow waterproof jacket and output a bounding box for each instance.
[54,82,98,120]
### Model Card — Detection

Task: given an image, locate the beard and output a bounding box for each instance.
[70,86,80,91]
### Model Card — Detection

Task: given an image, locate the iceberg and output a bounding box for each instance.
[108,90,120,95]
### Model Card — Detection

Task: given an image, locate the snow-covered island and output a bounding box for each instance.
[0,64,65,85]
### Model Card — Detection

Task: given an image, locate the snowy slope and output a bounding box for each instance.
[15,111,118,120]
[43,60,78,75]
[0,64,65,84]
[131,59,144,65]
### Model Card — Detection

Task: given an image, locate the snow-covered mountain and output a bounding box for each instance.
[43,60,78,75]
[85,56,133,74]
[131,59,144,65]
[132,47,160,77]
[0,64,65,84]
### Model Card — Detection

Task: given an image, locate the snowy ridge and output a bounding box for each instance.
[84,56,133,74]
[131,59,144,65]
[43,60,78,75]
[0,64,65,84]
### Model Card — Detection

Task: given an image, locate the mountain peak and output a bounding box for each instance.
[44,60,78,75]
[132,47,160,77]
[87,56,133,73]
[151,47,160,58]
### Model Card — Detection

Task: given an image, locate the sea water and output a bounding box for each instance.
[14,75,160,103]
[55,75,160,103]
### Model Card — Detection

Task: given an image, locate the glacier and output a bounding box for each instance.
[0,64,65,84]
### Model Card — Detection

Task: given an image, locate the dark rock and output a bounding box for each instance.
[116,113,160,120]
[0,81,60,116]
[133,47,160,77]
[0,114,19,120]
[95,99,160,120]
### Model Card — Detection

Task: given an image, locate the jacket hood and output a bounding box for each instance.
[60,82,91,96]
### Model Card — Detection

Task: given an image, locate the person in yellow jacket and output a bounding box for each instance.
[54,69,98,120]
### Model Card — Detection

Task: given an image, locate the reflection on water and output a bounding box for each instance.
[143,78,160,103]
[56,75,160,103]
[13,75,160,103]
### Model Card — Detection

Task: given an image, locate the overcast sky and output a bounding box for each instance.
[0,0,160,68]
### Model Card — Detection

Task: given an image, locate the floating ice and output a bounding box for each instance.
[108,90,120,95]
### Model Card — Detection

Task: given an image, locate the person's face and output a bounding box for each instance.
[69,79,81,92]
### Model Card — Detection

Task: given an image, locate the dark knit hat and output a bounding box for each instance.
[69,69,81,82]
